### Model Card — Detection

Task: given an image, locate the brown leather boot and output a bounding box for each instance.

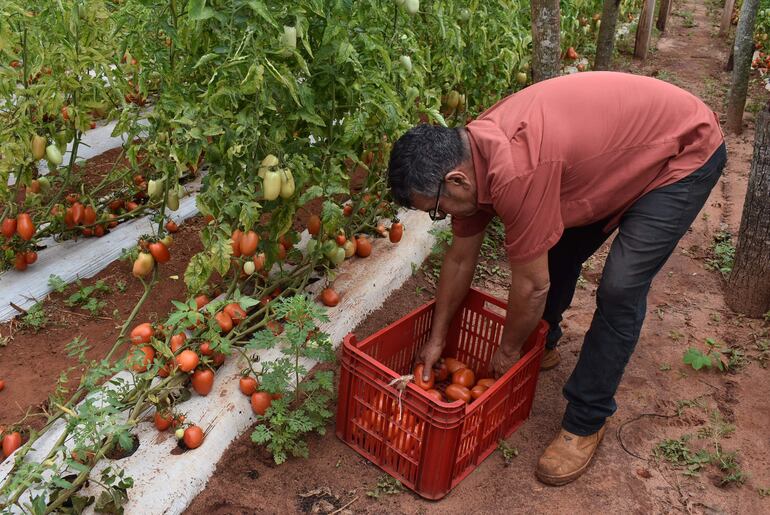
[540,348,560,370]
[536,425,606,486]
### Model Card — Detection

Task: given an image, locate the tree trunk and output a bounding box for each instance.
[720,0,736,37]
[724,45,734,71]
[634,0,657,60]
[726,0,760,134]
[594,0,622,70]
[656,0,673,32]
[530,0,561,82]
[726,106,770,317]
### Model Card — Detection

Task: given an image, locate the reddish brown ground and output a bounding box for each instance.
[186,2,770,514]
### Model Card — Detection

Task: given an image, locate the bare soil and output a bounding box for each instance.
[186,2,770,514]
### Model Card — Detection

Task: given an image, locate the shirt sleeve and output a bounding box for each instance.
[494,161,564,264]
[451,210,494,238]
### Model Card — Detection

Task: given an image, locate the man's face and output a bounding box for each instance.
[410,169,478,219]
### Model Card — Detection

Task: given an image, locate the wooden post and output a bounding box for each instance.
[656,0,672,32]
[634,0,656,60]
[720,0,736,37]
[530,0,561,82]
[726,0,761,133]
[594,0,622,70]
[726,106,770,317]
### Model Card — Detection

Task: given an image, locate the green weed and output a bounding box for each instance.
[498,440,519,466]
[705,231,735,277]
[21,302,49,332]
[366,474,404,498]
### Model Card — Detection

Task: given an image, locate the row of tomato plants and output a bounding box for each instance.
[0,0,646,512]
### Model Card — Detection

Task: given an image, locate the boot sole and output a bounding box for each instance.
[535,427,606,486]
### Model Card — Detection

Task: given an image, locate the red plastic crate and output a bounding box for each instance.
[336,288,548,499]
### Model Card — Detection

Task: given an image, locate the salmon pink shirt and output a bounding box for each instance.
[452,71,724,264]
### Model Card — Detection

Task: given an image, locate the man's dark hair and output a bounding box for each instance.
[387,124,469,208]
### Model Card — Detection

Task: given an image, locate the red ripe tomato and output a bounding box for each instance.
[470,384,488,400]
[194,294,210,309]
[71,203,84,224]
[433,361,449,382]
[191,369,214,396]
[24,251,37,264]
[239,376,259,396]
[130,322,154,345]
[452,368,475,388]
[108,199,124,211]
[253,253,266,271]
[239,230,259,257]
[165,220,179,233]
[170,333,186,353]
[425,389,444,402]
[148,241,170,264]
[212,352,226,367]
[132,346,155,372]
[16,213,34,241]
[278,233,294,250]
[215,311,233,333]
[223,303,247,325]
[2,431,22,458]
[183,425,204,449]
[83,206,97,225]
[335,233,346,246]
[444,357,467,374]
[389,222,403,243]
[157,363,171,378]
[355,236,372,257]
[176,350,200,372]
[13,253,27,271]
[413,364,435,390]
[307,214,321,236]
[251,392,272,415]
[476,378,496,389]
[343,204,353,217]
[1,218,16,238]
[276,242,287,261]
[445,383,471,403]
[230,229,243,257]
[198,341,213,356]
[154,412,173,431]
[320,288,340,307]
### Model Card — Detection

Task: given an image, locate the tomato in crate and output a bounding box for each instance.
[336,288,548,499]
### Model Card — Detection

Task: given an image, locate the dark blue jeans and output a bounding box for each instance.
[543,142,727,436]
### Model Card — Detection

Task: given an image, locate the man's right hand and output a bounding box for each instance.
[417,338,445,381]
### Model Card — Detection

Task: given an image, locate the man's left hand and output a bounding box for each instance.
[491,345,521,378]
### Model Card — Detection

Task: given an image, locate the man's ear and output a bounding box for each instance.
[444,169,472,189]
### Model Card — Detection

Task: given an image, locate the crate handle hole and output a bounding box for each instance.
[483,301,506,318]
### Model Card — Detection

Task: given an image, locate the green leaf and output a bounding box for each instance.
[683,348,712,370]
[425,108,448,127]
[209,237,233,275]
[194,53,219,69]
[51,476,73,489]
[189,0,215,20]
[246,1,278,27]
[184,253,213,293]
[299,185,323,205]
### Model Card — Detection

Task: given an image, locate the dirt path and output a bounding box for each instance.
[186,1,770,513]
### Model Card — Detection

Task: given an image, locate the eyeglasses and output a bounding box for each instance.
[428,181,447,221]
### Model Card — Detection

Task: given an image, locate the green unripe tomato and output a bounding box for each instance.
[399,55,413,73]
[405,0,419,15]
